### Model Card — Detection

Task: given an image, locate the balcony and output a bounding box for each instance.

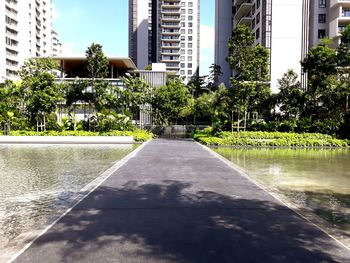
[161,36,181,42]
[234,0,247,6]
[162,15,181,22]
[236,16,253,26]
[161,43,181,49]
[330,0,350,8]
[234,2,253,23]
[162,8,180,15]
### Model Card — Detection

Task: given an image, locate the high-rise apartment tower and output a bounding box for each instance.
[0,0,61,81]
[215,0,310,92]
[129,0,200,82]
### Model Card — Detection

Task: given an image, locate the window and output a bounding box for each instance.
[188,2,193,7]
[181,56,185,61]
[256,12,260,24]
[188,56,192,61]
[181,49,185,54]
[255,28,260,39]
[181,63,185,68]
[188,49,192,55]
[188,36,192,41]
[181,22,185,27]
[318,14,326,23]
[180,70,185,75]
[188,63,192,68]
[181,9,185,14]
[257,0,261,8]
[343,9,350,17]
[188,9,193,14]
[188,43,193,48]
[181,43,185,48]
[188,16,193,21]
[188,70,193,75]
[318,29,326,38]
[181,29,185,34]
[319,0,326,8]
[181,2,185,7]
[188,29,192,34]
[188,22,193,27]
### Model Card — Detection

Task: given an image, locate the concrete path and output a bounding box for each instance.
[14,139,350,263]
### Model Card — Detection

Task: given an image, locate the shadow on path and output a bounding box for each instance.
[16,180,350,263]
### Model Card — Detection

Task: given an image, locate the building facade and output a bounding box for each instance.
[0,0,61,81]
[215,0,311,93]
[129,0,200,82]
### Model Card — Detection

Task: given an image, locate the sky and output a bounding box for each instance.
[52,0,215,76]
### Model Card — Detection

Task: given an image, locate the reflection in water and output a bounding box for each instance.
[214,147,350,241]
[0,144,137,258]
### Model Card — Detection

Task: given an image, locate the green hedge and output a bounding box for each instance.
[7,129,153,142]
[194,131,348,148]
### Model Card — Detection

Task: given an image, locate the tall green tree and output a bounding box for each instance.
[0,80,21,134]
[276,70,305,119]
[152,78,191,125]
[85,43,109,79]
[301,39,338,120]
[227,25,270,130]
[19,58,61,130]
[207,64,223,91]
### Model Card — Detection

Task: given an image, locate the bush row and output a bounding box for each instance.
[194,130,348,148]
[7,129,153,142]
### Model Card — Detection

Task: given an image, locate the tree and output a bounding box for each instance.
[226,25,270,130]
[227,25,269,81]
[207,64,223,91]
[152,78,191,125]
[22,72,61,130]
[187,75,207,98]
[301,39,338,120]
[19,58,61,130]
[276,70,305,119]
[85,43,109,79]
[19,58,59,80]
[0,80,21,134]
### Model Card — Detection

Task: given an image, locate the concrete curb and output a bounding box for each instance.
[0,136,134,144]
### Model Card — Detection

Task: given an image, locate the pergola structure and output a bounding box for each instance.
[53,57,137,79]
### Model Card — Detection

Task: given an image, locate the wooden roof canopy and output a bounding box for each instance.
[53,57,137,78]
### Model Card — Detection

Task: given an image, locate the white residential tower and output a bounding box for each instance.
[129,0,200,82]
[0,0,61,81]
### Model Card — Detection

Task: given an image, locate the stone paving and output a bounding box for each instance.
[14,139,350,263]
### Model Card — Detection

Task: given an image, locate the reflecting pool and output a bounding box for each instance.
[0,144,137,261]
[214,147,350,245]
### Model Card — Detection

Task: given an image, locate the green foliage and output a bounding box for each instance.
[144,64,152,70]
[194,131,348,148]
[85,43,109,79]
[0,80,21,134]
[8,129,153,142]
[227,25,269,81]
[121,75,151,108]
[277,70,305,119]
[152,78,191,125]
[96,110,134,132]
[22,72,61,117]
[19,58,59,80]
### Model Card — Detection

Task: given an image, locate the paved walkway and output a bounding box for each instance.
[15,139,350,263]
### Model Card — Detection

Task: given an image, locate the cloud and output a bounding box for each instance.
[200,25,215,75]
[52,3,59,21]
[60,42,84,57]
[200,25,215,50]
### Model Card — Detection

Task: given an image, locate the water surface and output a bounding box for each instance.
[213,147,350,244]
[0,144,137,261]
